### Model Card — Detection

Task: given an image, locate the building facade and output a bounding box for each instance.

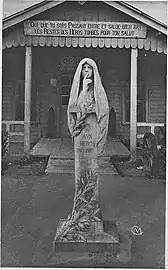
[2,0,167,157]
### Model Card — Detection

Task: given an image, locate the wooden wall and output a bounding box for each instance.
[139,50,166,124]
[2,47,25,120]
[33,1,135,22]
[31,46,129,137]
[2,47,40,142]
[2,45,166,140]
[32,46,62,137]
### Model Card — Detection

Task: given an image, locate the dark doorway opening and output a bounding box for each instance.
[47,106,56,138]
[108,107,116,138]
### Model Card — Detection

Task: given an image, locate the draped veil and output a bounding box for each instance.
[67,58,109,156]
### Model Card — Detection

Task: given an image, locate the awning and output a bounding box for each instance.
[3,32,167,54]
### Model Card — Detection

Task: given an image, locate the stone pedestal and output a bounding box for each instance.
[53,104,131,263]
[52,220,121,267]
[54,219,119,252]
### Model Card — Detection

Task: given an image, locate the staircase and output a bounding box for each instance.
[30,137,130,175]
[46,157,75,174]
[46,156,118,175]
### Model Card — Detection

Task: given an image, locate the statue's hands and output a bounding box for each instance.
[72,118,86,137]
[83,74,92,91]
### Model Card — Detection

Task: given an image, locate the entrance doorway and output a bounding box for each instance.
[47,106,56,138]
[108,107,116,137]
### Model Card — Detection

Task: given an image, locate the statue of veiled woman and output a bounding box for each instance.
[55,58,109,242]
[67,58,109,157]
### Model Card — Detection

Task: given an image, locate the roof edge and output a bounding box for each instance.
[121,1,167,28]
[105,1,167,35]
[3,0,167,35]
[3,0,48,22]
[3,0,66,30]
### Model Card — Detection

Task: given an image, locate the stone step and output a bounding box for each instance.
[30,137,130,159]
[46,158,75,174]
[46,157,118,175]
[99,159,118,175]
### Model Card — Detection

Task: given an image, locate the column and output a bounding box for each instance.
[130,48,138,159]
[24,45,32,154]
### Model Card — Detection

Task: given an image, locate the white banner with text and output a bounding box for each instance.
[24,21,147,38]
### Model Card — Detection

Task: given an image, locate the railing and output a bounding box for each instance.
[2,121,24,135]
[137,122,165,139]
[2,120,165,141]
[1,121,42,141]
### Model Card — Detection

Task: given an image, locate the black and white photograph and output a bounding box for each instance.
[1,0,167,268]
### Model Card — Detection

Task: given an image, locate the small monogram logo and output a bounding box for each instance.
[131,226,143,236]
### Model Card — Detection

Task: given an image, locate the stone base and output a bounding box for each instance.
[48,251,118,267]
[53,219,132,265]
[53,219,119,253]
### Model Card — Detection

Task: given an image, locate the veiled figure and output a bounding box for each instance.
[68,58,109,156]
[55,58,109,242]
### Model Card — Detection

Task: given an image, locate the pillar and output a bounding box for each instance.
[24,45,32,154]
[130,48,138,159]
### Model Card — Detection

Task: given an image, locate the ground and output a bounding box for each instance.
[1,160,166,268]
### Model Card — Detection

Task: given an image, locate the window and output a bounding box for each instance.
[61,74,73,106]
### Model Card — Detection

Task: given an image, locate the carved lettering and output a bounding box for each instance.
[82,133,92,140]
[77,148,93,153]
[80,141,95,147]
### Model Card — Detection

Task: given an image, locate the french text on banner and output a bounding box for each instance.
[24,20,147,38]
